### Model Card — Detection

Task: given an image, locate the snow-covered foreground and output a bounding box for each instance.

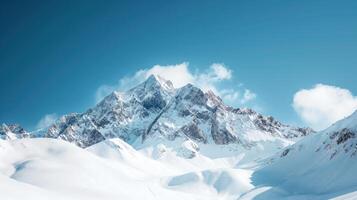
[1,135,357,200]
[0,138,254,200]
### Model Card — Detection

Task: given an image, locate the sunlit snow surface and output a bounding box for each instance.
[0,75,325,199]
[1,127,357,200]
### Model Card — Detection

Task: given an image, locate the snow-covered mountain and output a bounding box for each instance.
[26,75,313,155]
[1,75,357,200]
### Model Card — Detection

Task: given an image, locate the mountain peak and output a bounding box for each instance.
[175,84,207,106]
[145,74,160,84]
[205,90,224,108]
[96,91,123,109]
[143,74,174,91]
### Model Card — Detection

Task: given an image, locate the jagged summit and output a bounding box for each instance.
[148,74,174,90]
[129,74,175,93]
[205,90,225,108]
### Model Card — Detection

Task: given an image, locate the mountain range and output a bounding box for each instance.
[2,75,313,150]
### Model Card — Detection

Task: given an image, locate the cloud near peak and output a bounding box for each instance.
[36,113,58,130]
[293,84,357,130]
[95,62,256,106]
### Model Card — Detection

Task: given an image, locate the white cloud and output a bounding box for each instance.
[221,89,240,104]
[210,63,232,80]
[145,63,194,88]
[95,62,256,106]
[36,113,58,130]
[241,89,257,104]
[220,89,256,105]
[112,63,196,90]
[193,63,233,94]
[293,84,357,130]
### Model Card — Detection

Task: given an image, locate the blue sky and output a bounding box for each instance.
[0,0,356,130]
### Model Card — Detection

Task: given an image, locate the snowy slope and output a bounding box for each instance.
[242,110,357,199]
[0,137,262,200]
[0,138,222,200]
[0,115,356,200]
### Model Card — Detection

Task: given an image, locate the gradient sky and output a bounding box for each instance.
[1,0,356,130]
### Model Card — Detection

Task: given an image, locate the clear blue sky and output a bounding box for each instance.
[1,0,356,130]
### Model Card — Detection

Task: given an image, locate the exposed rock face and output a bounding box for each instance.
[335,128,355,145]
[180,122,207,143]
[2,75,314,148]
[319,127,357,159]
